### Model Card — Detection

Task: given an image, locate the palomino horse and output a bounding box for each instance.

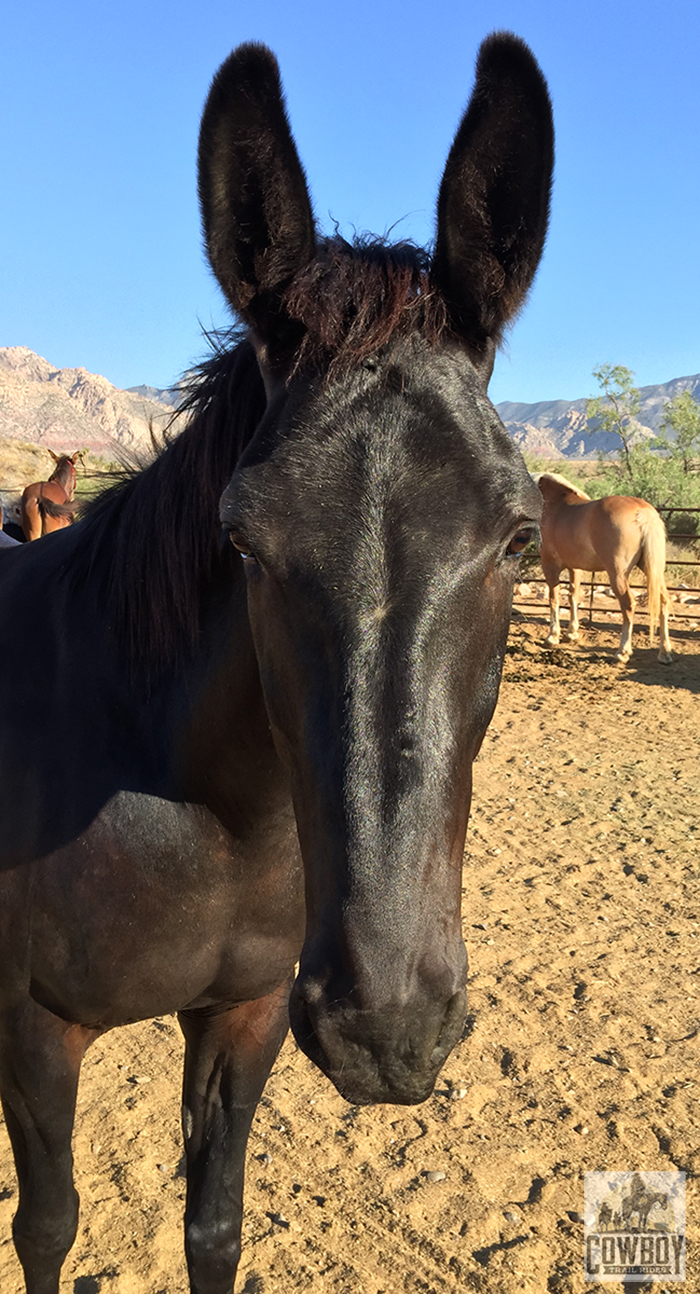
[537,472,673,664]
[20,450,80,541]
[0,35,553,1294]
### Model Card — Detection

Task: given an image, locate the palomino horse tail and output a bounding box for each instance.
[639,506,668,645]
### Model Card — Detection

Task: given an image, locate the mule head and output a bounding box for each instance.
[200,35,553,1104]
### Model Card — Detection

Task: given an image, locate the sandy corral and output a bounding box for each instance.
[0,609,698,1294]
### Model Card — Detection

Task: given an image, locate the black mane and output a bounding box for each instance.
[68,339,265,670]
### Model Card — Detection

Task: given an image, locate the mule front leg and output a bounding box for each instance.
[0,998,97,1294]
[178,977,292,1294]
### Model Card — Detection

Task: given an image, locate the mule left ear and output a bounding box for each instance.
[432,33,554,349]
[198,43,316,355]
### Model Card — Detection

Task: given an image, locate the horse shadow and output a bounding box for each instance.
[511,610,700,695]
[624,645,700,696]
[73,1271,118,1293]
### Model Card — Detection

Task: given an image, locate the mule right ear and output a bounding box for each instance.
[432,33,554,349]
[198,44,316,355]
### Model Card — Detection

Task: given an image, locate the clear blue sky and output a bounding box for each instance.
[2,0,698,405]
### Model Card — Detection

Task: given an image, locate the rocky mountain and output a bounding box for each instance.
[2,345,698,465]
[0,347,176,460]
[496,373,700,460]
[126,383,181,409]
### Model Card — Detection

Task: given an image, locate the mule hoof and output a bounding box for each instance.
[615,651,631,664]
[545,634,560,647]
[658,650,673,665]
[562,631,579,643]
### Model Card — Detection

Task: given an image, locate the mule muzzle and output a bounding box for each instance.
[288,977,466,1105]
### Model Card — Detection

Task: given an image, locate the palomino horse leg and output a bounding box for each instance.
[0,998,98,1294]
[178,976,292,1294]
[563,568,581,642]
[608,569,635,661]
[542,562,562,646]
[658,581,673,664]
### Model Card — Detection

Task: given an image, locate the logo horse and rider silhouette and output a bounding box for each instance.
[597,1174,671,1233]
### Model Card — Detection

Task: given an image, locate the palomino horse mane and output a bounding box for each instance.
[535,471,591,501]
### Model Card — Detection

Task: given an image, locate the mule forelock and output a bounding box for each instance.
[282,236,451,376]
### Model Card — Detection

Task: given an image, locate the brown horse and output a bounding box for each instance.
[20,450,80,541]
[536,473,673,664]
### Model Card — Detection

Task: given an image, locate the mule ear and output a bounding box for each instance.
[198,43,316,351]
[432,32,554,348]
[48,449,59,462]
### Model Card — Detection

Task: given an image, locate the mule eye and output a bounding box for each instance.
[506,527,537,557]
[229,534,257,562]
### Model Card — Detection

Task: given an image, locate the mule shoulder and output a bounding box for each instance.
[4,792,303,1026]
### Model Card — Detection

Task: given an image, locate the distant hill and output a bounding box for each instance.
[0,347,176,460]
[126,383,182,409]
[496,373,700,459]
[2,345,698,465]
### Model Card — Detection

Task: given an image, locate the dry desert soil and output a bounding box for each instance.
[0,609,698,1294]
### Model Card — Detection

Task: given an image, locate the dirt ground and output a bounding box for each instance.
[0,607,698,1294]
